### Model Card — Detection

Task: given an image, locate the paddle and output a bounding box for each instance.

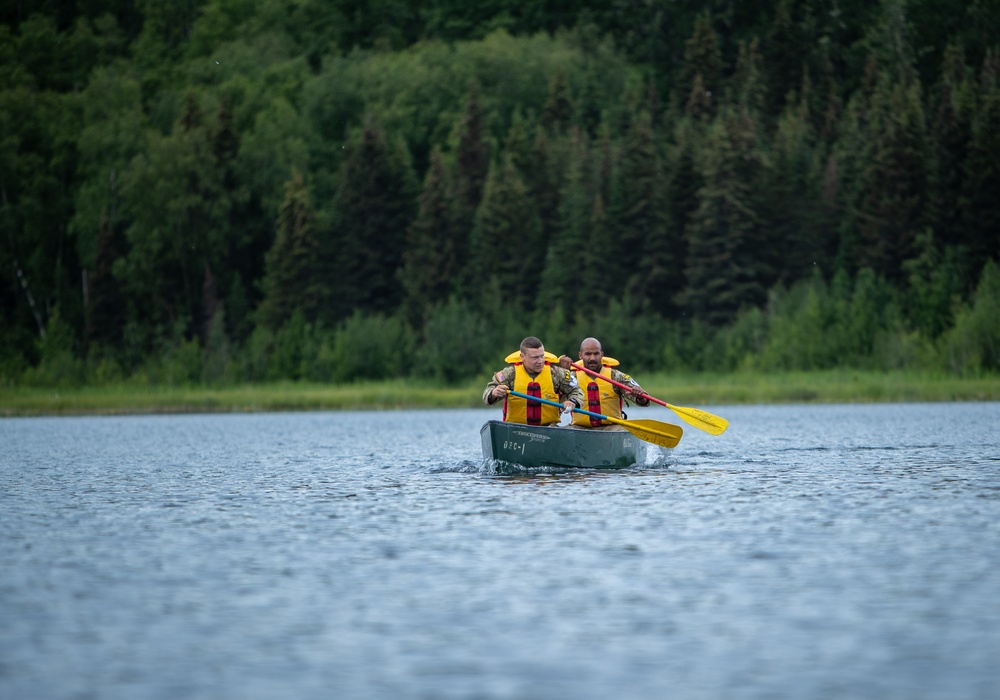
[506,390,682,449]
[570,362,729,436]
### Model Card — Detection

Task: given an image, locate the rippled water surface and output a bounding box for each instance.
[2,403,999,699]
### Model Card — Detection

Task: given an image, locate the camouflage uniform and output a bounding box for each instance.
[607,368,651,406]
[483,365,584,408]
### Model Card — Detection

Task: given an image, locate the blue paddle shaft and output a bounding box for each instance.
[507,390,609,421]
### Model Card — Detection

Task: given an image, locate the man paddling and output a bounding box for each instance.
[483,336,583,426]
[564,337,649,429]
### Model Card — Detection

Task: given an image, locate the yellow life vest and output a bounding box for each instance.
[572,357,622,427]
[504,361,561,425]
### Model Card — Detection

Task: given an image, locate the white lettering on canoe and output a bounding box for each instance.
[512,431,550,443]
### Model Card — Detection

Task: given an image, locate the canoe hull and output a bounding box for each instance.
[480,420,646,469]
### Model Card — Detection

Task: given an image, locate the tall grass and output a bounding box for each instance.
[3,371,998,416]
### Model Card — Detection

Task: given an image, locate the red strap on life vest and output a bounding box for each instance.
[586,381,603,426]
[526,382,542,425]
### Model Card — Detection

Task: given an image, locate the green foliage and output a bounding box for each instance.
[682,107,769,325]
[679,13,722,117]
[958,54,1000,277]
[329,311,414,383]
[585,295,667,371]
[85,345,125,385]
[4,1,1000,390]
[201,307,234,384]
[116,91,234,346]
[22,308,84,387]
[415,296,491,384]
[135,331,203,387]
[611,111,676,314]
[942,260,1000,374]
[324,117,418,322]
[902,229,963,339]
[399,146,458,323]
[467,154,543,311]
[537,127,590,310]
[714,305,768,371]
[855,77,929,282]
[257,173,322,330]
[268,311,309,381]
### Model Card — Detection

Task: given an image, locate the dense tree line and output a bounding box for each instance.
[2,0,999,387]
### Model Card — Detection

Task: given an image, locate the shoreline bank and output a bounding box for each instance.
[2,371,998,417]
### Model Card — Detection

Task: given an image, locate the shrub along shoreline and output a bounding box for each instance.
[2,371,997,417]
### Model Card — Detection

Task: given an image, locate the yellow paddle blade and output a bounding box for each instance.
[666,403,729,436]
[605,417,683,449]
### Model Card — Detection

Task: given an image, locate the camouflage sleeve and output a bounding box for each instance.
[483,366,516,405]
[611,368,650,406]
[551,365,584,407]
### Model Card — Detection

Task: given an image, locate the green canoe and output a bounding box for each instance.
[480,420,647,469]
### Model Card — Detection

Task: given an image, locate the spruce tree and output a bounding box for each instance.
[664,118,704,305]
[615,112,676,315]
[537,127,591,311]
[450,84,489,283]
[855,78,928,283]
[399,147,455,323]
[927,43,973,254]
[325,116,417,322]
[682,108,768,326]
[678,13,722,118]
[765,90,832,283]
[959,51,1000,283]
[467,155,544,313]
[762,0,801,119]
[542,69,573,134]
[257,173,322,332]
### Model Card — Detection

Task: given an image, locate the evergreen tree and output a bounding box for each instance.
[827,51,880,277]
[732,37,767,117]
[399,147,456,323]
[542,69,573,134]
[765,90,832,282]
[678,13,722,118]
[762,0,802,119]
[683,108,769,326]
[927,43,973,255]
[450,84,489,277]
[580,123,617,306]
[959,51,1000,282]
[503,109,536,176]
[664,118,704,305]
[528,121,568,254]
[855,78,928,283]
[257,173,322,331]
[611,112,676,315]
[537,127,591,310]
[467,155,544,313]
[902,229,963,339]
[325,116,418,322]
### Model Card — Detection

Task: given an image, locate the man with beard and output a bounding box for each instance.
[567,337,649,429]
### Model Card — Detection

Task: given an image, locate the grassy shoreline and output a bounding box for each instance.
[2,370,998,417]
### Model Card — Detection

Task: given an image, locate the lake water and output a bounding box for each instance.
[2,402,999,699]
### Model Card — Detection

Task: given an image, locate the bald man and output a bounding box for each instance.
[569,337,649,428]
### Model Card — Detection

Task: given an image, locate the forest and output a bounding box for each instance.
[2,0,999,388]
